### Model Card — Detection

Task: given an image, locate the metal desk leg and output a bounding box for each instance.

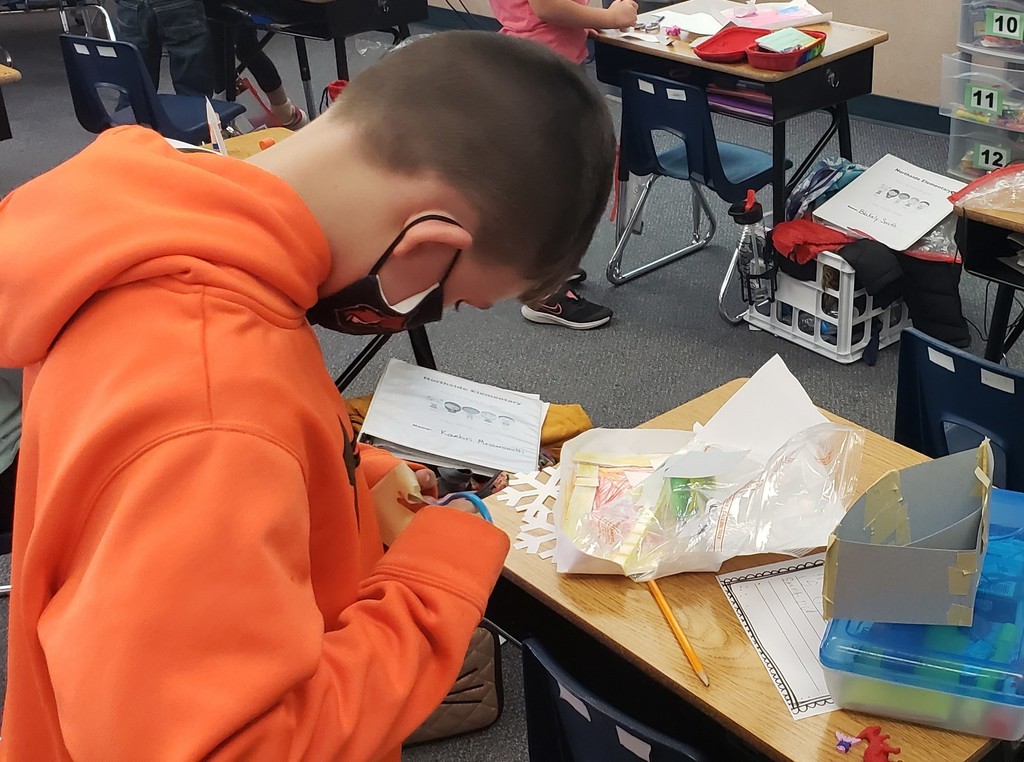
[986,283,1015,362]
[334,37,349,81]
[334,328,436,393]
[294,37,316,116]
[224,24,237,101]
[0,87,11,142]
[408,326,437,370]
[335,335,392,393]
[771,121,787,227]
[836,101,853,161]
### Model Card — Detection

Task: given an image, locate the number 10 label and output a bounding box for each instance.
[986,9,1024,40]
[974,143,1009,171]
[966,84,1002,113]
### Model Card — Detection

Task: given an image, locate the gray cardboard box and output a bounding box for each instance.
[822,441,993,627]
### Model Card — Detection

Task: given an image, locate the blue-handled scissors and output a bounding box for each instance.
[438,491,494,523]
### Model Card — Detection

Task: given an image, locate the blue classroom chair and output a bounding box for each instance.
[522,639,710,762]
[894,327,1024,490]
[59,35,245,144]
[609,72,782,323]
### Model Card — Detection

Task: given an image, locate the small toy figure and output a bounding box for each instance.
[857,725,903,762]
[834,730,861,753]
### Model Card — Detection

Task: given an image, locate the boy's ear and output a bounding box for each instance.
[389,216,473,260]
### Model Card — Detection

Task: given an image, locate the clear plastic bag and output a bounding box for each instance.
[906,213,960,263]
[556,423,864,579]
[949,164,1024,216]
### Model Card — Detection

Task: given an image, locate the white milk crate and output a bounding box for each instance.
[745,250,912,364]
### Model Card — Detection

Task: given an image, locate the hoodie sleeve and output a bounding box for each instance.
[36,427,509,762]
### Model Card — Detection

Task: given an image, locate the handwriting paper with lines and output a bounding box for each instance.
[718,555,835,718]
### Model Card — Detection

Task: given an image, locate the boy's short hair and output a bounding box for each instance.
[328,31,616,302]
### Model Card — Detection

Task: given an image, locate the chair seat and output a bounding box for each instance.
[113,96,245,144]
[658,140,774,186]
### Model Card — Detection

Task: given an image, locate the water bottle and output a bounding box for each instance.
[728,190,770,306]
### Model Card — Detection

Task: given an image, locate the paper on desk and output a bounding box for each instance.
[205,98,227,156]
[605,30,662,43]
[691,354,828,465]
[718,554,835,719]
[658,9,724,36]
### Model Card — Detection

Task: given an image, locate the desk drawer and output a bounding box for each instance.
[325,0,427,36]
[948,118,1024,179]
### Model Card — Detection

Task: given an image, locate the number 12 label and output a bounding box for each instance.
[966,84,1002,113]
[986,9,1024,40]
[974,142,1009,171]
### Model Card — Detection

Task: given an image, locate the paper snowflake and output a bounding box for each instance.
[496,467,560,562]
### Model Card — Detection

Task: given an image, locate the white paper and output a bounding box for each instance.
[360,359,543,474]
[691,355,827,465]
[606,30,661,43]
[658,9,724,36]
[205,98,227,155]
[718,554,835,719]
[814,155,967,252]
[719,1,832,30]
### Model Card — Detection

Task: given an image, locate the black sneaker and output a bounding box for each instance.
[521,286,612,330]
[567,267,587,284]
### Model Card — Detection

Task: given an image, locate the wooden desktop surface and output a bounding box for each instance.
[487,379,995,762]
[219,127,293,159]
[595,2,888,83]
[0,66,20,86]
[956,203,1024,236]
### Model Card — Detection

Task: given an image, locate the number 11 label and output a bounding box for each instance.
[986,9,1024,40]
[974,142,1009,171]
[966,84,1002,114]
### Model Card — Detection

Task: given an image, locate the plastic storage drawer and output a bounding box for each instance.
[961,0,1024,59]
[947,118,1024,179]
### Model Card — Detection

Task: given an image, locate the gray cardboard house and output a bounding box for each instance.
[822,441,993,627]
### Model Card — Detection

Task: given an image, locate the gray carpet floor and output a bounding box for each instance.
[0,8,1019,760]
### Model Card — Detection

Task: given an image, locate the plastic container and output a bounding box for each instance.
[820,488,1024,740]
[693,27,769,63]
[746,30,827,71]
[947,117,1024,180]
[940,52,1024,130]
[960,0,1024,59]
[745,249,911,364]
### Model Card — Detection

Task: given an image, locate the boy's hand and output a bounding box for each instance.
[607,0,638,30]
[439,497,490,521]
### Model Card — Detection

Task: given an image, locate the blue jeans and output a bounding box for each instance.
[116,0,213,96]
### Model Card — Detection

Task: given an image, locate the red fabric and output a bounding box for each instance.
[772,218,855,265]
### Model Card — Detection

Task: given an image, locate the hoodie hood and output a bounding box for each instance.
[0,126,330,367]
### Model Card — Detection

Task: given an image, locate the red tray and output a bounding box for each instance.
[693,27,770,63]
[746,30,828,71]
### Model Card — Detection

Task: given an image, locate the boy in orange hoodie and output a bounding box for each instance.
[0,31,615,762]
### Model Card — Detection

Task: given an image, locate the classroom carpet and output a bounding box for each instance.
[0,9,1019,760]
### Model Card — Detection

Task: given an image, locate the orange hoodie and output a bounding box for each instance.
[0,126,510,761]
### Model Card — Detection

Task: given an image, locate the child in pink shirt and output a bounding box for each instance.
[490,0,638,64]
[490,0,637,329]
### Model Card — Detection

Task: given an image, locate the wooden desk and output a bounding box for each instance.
[594,1,888,228]
[0,64,21,142]
[954,204,1024,363]
[219,127,293,159]
[487,379,997,762]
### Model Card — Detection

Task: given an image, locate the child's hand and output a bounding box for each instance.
[606,0,638,30]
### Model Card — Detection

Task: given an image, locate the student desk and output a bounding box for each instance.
[0,64,20,141]
[485,379,998,762]
[954,204,1024,364]
[593,7,888,227]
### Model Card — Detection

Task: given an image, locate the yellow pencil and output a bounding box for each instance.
[646,579,709,687]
